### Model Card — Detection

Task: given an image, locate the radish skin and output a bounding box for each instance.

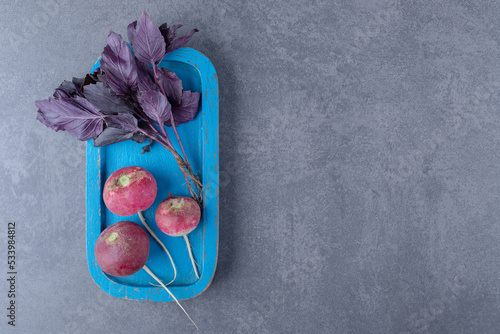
[103,166,157,217]
[94,221,149,277]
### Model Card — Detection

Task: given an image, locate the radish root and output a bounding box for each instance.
[183,235,200,279]
[138,211,177,285]
[143,265,198,330]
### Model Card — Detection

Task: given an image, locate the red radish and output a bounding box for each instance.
[94,221,198,329]
[103,166,177,284]
[103,166,157,216]
[156,196,201,279]
[94,221,149,277]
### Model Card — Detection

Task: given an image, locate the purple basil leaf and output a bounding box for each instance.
[92,67,110,88]
[136,59,159,93]
[101,31,138,95]
[35,96,104,141]
[36,111,53,129]
[93,126,134,146]
[72,76,84,88]
[158,67,182,105]
[139,90,172,125]
[133,120,154,144]
[132,132,148,144]
[54,80,79,98]
[54,83,73,99]
[56,80,74,91]
[96,72,109,88]
[70,77,87,97]
[140,138,154,153]
[159,23,183,46]
[132,11,166,64]
[106,113,138,132]
[127,20,137,44]
[167,90,200,126]
[82,74,98,87]
[53,89,70,99]
[83,82,136,114]
[166,28,199,54]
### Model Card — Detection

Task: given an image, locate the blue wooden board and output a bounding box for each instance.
[85,47,219,301]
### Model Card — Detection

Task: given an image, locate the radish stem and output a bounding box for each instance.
[183,234,199,279]
[138,211,177,285]
[151,64,202,203]
[140,128,203,204]
[143,265,198,330]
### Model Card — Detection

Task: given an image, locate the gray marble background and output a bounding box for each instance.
[1,0,500,333]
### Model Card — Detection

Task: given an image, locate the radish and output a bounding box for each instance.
[103,166,157,216]
[94,221,198,329]
[95,220,149,277]
[103,166,177,283]
[155,196,201,279]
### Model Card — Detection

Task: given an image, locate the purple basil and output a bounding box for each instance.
[35,96,105,141]
[159,23,198,54]
[141,138,154,153]
[94,126,135,146]
[101,32,138,96]
[106,113,139,132]
[139,90,172,126]
[168,90,200,126]
[36,11,200,142]
[167,28,198,53]
[54,79,86,98]
[131,11,166,64]
[158,67,183,105]
[93,122,147,147]
[159,23,183,45]
[132,132,148,144]
[93,67,109,88]
[136,59,159,93]
[83,82,135,114]
[127,20,137,45]
[53,81,76,99]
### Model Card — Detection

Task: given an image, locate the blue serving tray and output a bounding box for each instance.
[86,47,219,301]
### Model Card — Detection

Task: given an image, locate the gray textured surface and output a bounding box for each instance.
[1,0,500,333]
